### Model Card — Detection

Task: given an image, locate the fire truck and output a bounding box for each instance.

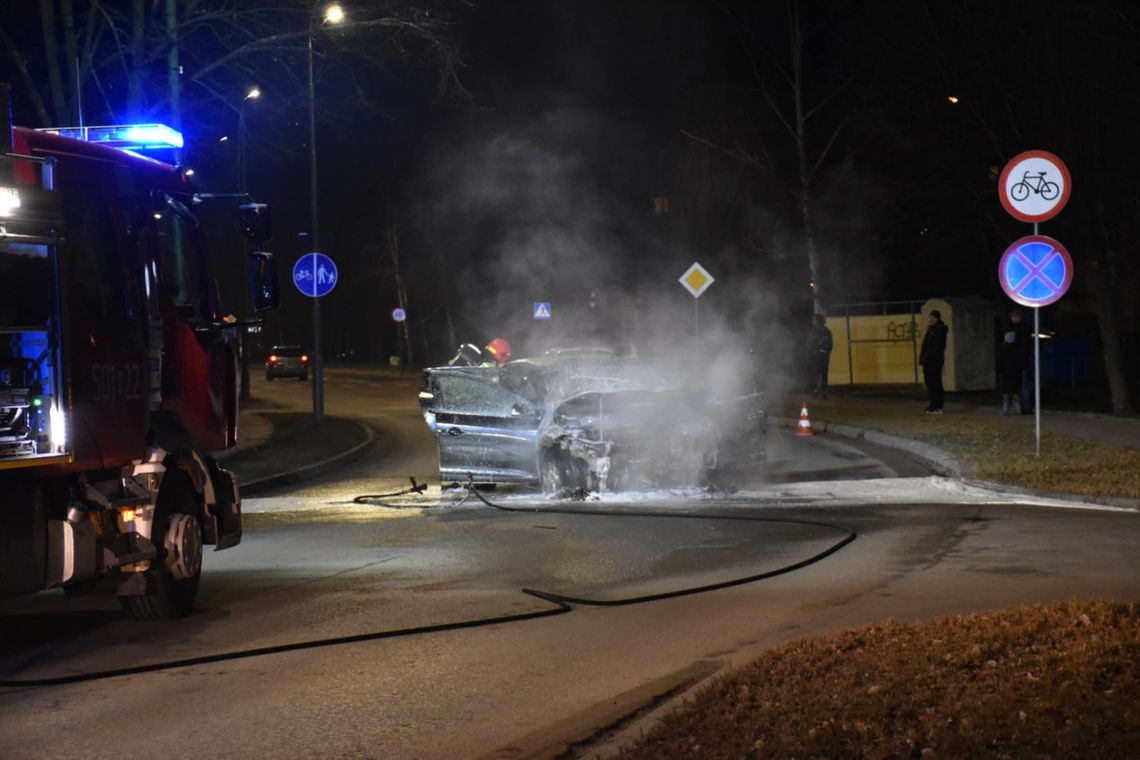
[0,93,279,619]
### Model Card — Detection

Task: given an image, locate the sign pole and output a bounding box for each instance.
[997,150,1072,458]
[1034,305,1041,456]
[1032,221,1040,457]
[292,251,338,423]
[678,261,714,345]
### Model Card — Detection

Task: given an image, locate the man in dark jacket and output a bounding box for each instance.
[919,310,949,414]
[1009,309,1032,413]
[811,313,833,399]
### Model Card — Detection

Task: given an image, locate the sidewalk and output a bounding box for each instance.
[782,386,1140,507]
[212,396,374,495]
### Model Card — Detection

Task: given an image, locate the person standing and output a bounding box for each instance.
[1009,309,1032,414]
[919,310,949,414]
[811,313,833,399]
[998,330,1022,414]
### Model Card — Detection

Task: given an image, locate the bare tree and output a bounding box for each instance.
[872,0,1140,414]
[2,1,471,150]
[679,1,855,316]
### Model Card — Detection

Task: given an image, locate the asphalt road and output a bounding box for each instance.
[1,369,1137,760]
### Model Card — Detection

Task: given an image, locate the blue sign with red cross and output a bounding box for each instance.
[998,235,1073,308]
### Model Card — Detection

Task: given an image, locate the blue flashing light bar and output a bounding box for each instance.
[37,123,184,150]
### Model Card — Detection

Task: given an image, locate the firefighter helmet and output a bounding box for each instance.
[485,338,511,364]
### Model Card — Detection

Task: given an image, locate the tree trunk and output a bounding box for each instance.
[127,0,145,115]
[0,27,53,125]
[790,2,822,316]
[60,0,79,124]
[37,0,67,124]
[1092,198,1134,415]
[165,0,180,132]
[388,224,413,369]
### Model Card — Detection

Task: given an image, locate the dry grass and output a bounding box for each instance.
[617,600,1140,759]
[786,399,1140,499]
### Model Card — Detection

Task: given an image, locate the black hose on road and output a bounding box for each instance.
[1,480,855,689]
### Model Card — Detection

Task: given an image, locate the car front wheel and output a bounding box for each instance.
[540,448,586,496]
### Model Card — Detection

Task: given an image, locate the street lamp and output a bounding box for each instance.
[238,84,261,401]
[239,85,260,195]
[308,2,346,423]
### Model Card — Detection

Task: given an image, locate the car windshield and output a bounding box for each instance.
[271,346,302,357]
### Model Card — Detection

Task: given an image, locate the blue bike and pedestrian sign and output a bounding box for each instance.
[293,252,338,298]
[999,235,1073,308]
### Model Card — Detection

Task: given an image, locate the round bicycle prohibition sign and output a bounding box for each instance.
[998,235,1073,308]
[998,149,1071,223]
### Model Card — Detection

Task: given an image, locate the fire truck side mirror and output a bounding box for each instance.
[248,251,279,312]
[239,202,272,244]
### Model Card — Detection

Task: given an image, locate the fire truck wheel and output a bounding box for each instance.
[121,470,203,621]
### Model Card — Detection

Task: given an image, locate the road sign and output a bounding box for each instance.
[293,253,338,298]
[533,302,552,320]
[998,150,1071,223]
[998,235,1073,308]
[391,307,406,322]
[679,262,714,298]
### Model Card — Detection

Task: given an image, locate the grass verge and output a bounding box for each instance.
[786,399,1140,499]
[617,599,1139,759]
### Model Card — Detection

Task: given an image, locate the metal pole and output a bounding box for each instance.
[239,108,251,401]
[1034,306,1041,457]
[308,30,324,423]
[846,306,853,386]
[1033,221,1040,457]
[911,301,919,385]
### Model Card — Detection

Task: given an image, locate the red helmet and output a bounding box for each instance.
[485,338,511,364]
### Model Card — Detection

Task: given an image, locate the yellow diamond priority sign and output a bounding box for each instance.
[679,261,714,298]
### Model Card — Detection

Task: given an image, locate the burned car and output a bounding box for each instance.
[418,348,765,493]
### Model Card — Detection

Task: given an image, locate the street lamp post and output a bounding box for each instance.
[239,85,260,401]
[307,2,345,423]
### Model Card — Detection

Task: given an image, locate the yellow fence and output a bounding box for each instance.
[827,313,921,386]
[826,297,995,393]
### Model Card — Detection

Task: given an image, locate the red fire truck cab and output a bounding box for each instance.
[0,104,279,619]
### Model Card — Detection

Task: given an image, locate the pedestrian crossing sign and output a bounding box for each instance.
[533,302,552,320]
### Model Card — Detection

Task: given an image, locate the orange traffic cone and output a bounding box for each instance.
[796,402,814,437]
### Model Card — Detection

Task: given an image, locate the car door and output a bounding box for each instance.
[422,368,541,484]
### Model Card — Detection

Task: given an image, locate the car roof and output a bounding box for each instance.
[501,352,663,404]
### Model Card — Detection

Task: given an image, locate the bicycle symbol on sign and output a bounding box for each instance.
[295,269,313,282]
[1010,171,1059,202]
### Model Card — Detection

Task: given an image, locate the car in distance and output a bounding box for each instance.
[418,347,766,494]
[265,345,309,381]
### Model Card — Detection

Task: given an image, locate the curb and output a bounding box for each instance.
[775,415,965,479]
[775,416,1140,511]
[238,422,377,496]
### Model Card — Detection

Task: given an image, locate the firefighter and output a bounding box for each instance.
[448,342,484,366]
[482,338,512,366]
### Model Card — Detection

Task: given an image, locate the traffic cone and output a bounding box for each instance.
[796,402,815,437]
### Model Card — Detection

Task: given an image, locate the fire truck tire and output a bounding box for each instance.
[120,470,202,621]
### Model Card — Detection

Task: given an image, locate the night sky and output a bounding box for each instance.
[3,1,1138,391]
